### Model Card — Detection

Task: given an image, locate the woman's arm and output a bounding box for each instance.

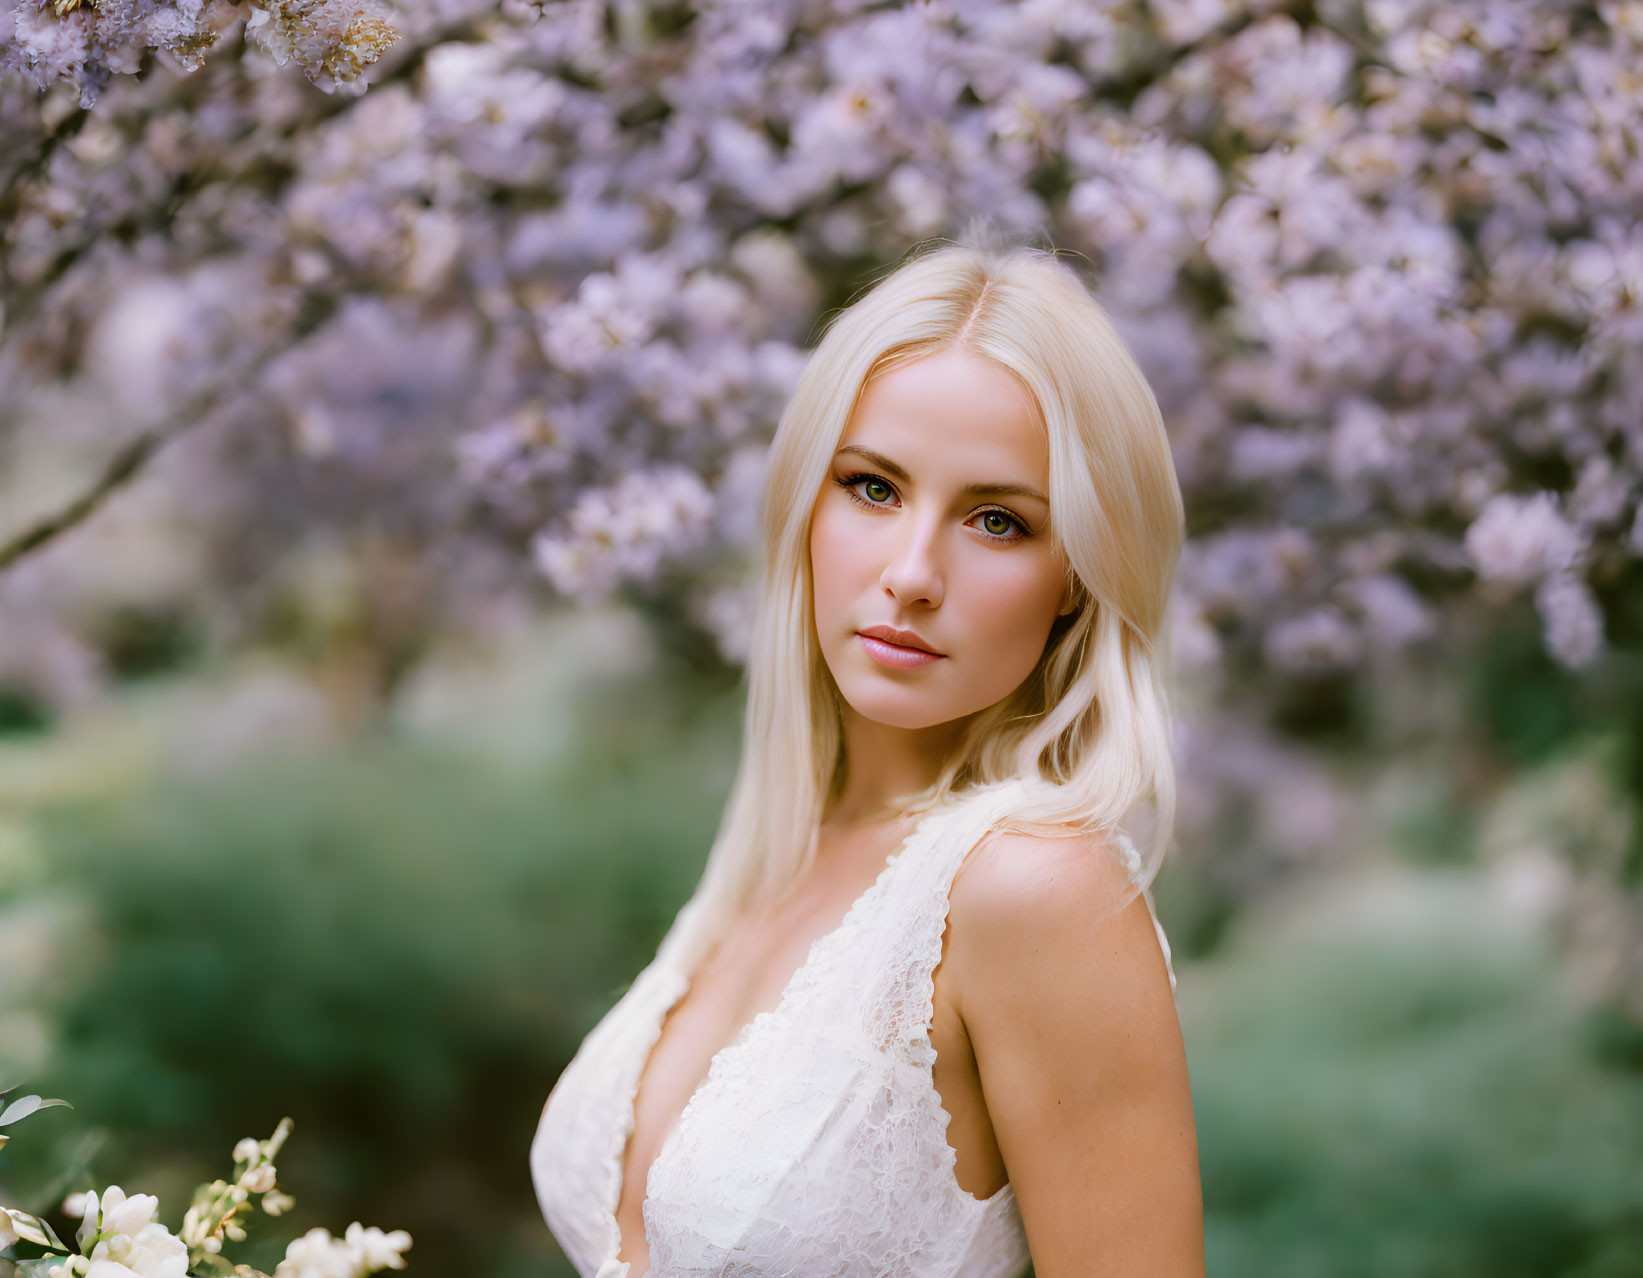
[947,828,1204,1278]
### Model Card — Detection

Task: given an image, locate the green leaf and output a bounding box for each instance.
[16,1259,73,1277]
[1,1209,58,1250]
[0,1098,70,1128]
[0,1097,40,1127]
[33,1217,66,1254]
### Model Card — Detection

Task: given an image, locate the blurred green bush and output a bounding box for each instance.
[3,677,739,1277]
[1189,872,1643,1278]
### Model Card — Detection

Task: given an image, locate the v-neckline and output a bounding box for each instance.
[607,807,943,1277]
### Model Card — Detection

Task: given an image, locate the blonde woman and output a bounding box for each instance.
[532,235,1202,1278]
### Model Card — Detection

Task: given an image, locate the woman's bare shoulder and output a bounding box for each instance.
[951,822,1140,927]
[943,822,1199,1273]
[946,818,1202,1274]
[945,822,1166,1024]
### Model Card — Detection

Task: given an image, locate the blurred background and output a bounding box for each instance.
[2,0,1641,1275]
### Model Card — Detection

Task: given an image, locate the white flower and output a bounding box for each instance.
[1338,574,1433,650]
[1264,606,1363,673]
[272,1222,411,1278]
[344,1223,411,1271]
[1465,491,1585,587]
[241,1163,277,1194]
[531,465,717,599]
[262,1190,296,1217]
[73,1187,188,1278]
[233,1137,262,1164]
[275,1227,359,1278]
[1536,571,1605,669]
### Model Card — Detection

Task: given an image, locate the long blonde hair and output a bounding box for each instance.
[689,234,1185,926]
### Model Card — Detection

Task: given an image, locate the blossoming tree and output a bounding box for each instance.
[1,0,1639,999]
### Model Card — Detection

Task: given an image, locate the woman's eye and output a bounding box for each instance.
[835,474,896,506]
[971,509,1029,540]
[833,473,1029,542]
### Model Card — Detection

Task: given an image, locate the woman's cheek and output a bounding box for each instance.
[809,503,850,583]
[972,564,1063,648]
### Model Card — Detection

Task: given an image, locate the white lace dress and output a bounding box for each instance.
[530,775,1177,1278]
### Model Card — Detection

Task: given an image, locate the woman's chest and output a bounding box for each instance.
[615,863,1007,1273]
[533,787,1046,1278]
[616,852,924,1265]
[614,903,838,1270]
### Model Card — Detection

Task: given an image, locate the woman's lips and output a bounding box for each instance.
[857,632,946,669]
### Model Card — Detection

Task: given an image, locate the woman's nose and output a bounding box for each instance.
[878,517,944,608]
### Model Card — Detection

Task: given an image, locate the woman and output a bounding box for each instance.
[532,236,1202,1277]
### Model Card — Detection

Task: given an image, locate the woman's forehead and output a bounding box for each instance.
[856,347,1039,424]
[839,353,1049,495]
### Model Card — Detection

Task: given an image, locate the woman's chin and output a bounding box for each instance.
[835,687,960,733]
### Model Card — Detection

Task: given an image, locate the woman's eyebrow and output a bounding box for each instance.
[833,445,1048,504]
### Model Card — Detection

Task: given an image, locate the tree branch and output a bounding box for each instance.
[0,287,339,574]
[0,420,177,571]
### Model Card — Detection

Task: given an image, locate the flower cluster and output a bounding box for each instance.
[0,1,399,108]
[271,1224,410,1278]
[0,1083,411,1278]
[47,1185,189,1278]
[243,1,399,96]
[173,1117,296,1266]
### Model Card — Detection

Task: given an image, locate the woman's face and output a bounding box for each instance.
[809,346,1072,733]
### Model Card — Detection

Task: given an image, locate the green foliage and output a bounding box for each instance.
[1468,607,1594,771]
[1581,1001,1643,1075]
[94,605,204,685]
[1191,880,1643,1278]
[13,692,738,1278]
[0,685,53,738]
[1389,770,1479,868]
